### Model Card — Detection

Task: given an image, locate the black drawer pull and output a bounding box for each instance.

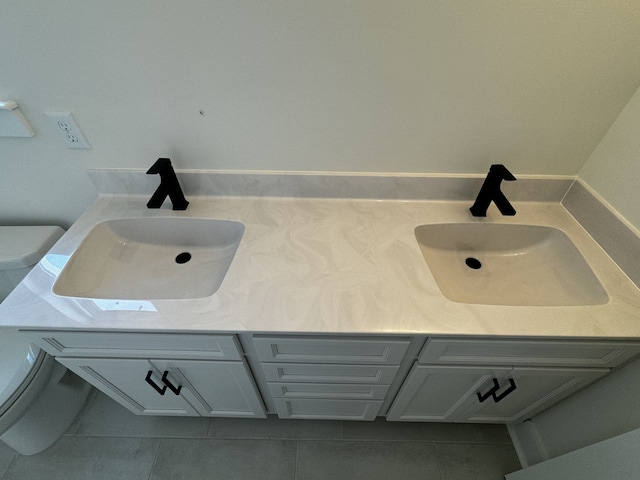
[477,378,517,403]
[161,371,182,395]
[145,371,167,395]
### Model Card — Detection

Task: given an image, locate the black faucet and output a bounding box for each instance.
[146,158,189,210]
[469,164,516,217]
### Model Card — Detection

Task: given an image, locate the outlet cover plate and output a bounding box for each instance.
[46,112,91,149]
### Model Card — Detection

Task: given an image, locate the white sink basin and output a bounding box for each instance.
[415,223,608,306]
[53,217,244,300]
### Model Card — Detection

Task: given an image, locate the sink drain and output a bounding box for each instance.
[465,257,482,270]
[175,252,192,264]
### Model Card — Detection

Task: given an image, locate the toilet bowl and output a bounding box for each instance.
[0,226,92,455]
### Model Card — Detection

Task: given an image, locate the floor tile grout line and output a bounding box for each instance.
[64,428,514,444]
[0,453,17,480]
[66,433,512,444]
[205,417,215,438]
[63,389,97,437]
[433,445,446,480]
[146,437,164,480]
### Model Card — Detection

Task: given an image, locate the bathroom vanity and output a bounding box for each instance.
[22,331,640,423]
[2,173,640,423]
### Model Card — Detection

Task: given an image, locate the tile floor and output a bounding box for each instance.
[0,390,521,480]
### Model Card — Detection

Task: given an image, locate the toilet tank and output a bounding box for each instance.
[0,226,64,302]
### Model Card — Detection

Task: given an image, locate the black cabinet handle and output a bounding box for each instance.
[477,378,517,403]
[145,371,167,395]
[477,378,501,403]
[161,371,182,395]
[493,378,517,402]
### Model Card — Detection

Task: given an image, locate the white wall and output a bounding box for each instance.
[513,357,640,463]
[579,83,640,230]
[507,428,640,480]
[2,1,640,226]
[512,81,640,466]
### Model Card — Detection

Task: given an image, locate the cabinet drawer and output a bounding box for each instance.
[419,337,640,368]
[267,383,388,400]
[273,398,383,420]
[30,331,242,361]
[262,363,399,384]
[254,336,409,365]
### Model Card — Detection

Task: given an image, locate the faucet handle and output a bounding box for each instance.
[489,164,516,181]
[146,157,172,175]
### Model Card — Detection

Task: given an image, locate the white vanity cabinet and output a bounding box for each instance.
[387,337,640,423]
[253,336,410,420]
[28,331,266,418]
[26,330,640,423]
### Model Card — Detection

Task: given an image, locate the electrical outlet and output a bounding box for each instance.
[46,112,91,149]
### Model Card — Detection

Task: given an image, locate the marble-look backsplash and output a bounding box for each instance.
[88,169,573,201]
[563,181,640,289]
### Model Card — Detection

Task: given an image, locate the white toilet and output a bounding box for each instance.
[0,226,92,455]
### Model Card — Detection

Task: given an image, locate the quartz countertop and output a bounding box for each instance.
[2,194,640,338]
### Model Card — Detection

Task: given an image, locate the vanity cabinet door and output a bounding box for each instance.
[386,364,511,422]
[60,357,266,418]
[150,359,266,418]
[456,366,608,423]
[59,357,200,416]
[387,364,608,423]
